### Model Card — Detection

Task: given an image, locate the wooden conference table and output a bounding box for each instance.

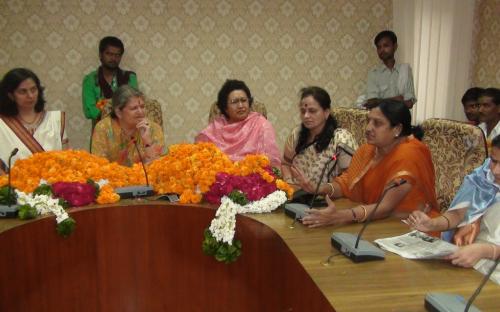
[0,199,498,311]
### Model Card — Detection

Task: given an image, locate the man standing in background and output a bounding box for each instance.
[82,36,138,126]
[361,30,416,109]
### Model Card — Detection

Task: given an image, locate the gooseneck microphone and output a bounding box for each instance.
[132,139,150,186]
[354,179,407,248]
[309,152,340,208]
[7,148,19,207]
[284,150,340,221]
[425,256,500,312]
[114,138,154,199]
[0,148,20,218]
[331,178,407,263]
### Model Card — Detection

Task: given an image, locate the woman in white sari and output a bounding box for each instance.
[0,68,68,174]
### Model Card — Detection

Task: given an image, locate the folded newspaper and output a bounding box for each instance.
[374,230,459,259]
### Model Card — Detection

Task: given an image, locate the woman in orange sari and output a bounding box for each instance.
[298,100,439,227]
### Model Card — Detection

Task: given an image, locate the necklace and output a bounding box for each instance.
[17,112,43,134]
[18,112,40,125]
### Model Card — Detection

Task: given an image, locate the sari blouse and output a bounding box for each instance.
[335,137,439,216]
[283,127,358,185]
[0,111,66,170]
[195,112,281,166]
[91,116,166,167]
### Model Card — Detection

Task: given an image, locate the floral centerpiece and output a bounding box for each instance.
[0,144,293,249]
[199,154,293,263]
[0,150,138,236]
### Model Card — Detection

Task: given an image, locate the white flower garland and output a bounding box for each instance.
[208,190,287,245]
[15,190,70,224]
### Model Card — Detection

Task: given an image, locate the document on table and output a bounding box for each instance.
[374,230,459,259]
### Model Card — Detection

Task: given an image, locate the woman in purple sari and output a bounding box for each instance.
[196,79,281,167]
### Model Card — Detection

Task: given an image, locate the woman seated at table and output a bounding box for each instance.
[0,68,68,174]
[300,100,440,227]
[405,135,500,283]
[282,86,358,190]
[195,79,281,166]
[91,85,166,166]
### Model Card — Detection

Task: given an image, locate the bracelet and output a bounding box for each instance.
[491,244,498,260]
[358,205,367,223]
[441,214,450,231]
[350,208,358,222]
[325,183,335,197]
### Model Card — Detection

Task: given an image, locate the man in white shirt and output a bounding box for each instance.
[478,88,500,149]
[362,30,416,109]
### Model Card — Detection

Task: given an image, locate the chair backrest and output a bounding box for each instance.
[330,107,368,146]
[145,98,163,127]
[421,118,488,212]
[208,100,267,123]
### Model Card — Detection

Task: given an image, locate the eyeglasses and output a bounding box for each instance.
[228,97,249,105]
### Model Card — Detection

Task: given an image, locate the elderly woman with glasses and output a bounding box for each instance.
[91,85,166,166]
[195,79,281,166]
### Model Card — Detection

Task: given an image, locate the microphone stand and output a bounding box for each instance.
[331,179,407,263]
[114,139,154,199]
[0,148,20,218]
[425,256,499,312]
[284,151,340,222]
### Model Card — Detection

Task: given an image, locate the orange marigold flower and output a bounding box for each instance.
[276,179,294,199]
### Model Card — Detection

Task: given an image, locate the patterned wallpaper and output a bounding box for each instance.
[0,0,392,151]
[473,0,500,87]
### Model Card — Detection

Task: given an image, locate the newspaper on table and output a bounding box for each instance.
[374,230,459,259]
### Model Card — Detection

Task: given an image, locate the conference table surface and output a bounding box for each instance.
[1,198,498,312]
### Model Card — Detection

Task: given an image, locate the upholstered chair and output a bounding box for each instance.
[145,98,163,127]
[330,107,368,146]
[208,100,267,123]
[421,119,487,212]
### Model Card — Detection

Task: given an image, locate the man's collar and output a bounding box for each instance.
[377,61,399,73]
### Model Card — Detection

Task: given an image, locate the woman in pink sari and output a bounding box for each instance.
[196,79,281,166]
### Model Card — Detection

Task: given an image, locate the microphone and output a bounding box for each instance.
[0,148,20,218]
[330,178,407,262]
[425,257,499,312]
[284,150,340,221]
[114,138,154,199]
[325,143,354,180]
[132,139,150,186]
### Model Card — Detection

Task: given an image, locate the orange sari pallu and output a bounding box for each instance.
[335,137,439,218]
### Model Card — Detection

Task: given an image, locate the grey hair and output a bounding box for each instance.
[111,85,144,118]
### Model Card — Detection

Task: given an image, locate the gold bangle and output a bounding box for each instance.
[441,214,450,231]
[358,205,367,223]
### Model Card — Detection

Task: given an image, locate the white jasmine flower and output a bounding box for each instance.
[208,191,287,245]
[96,179,109,187]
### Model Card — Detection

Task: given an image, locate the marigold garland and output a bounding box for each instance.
[0,150,142,203]
[148,143,293,204]
[0,143,293,205]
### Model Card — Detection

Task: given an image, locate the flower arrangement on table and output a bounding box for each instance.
[0,150,142,236]
[0,144,294,253]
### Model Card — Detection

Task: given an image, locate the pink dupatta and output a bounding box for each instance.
[196,112,281,166]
